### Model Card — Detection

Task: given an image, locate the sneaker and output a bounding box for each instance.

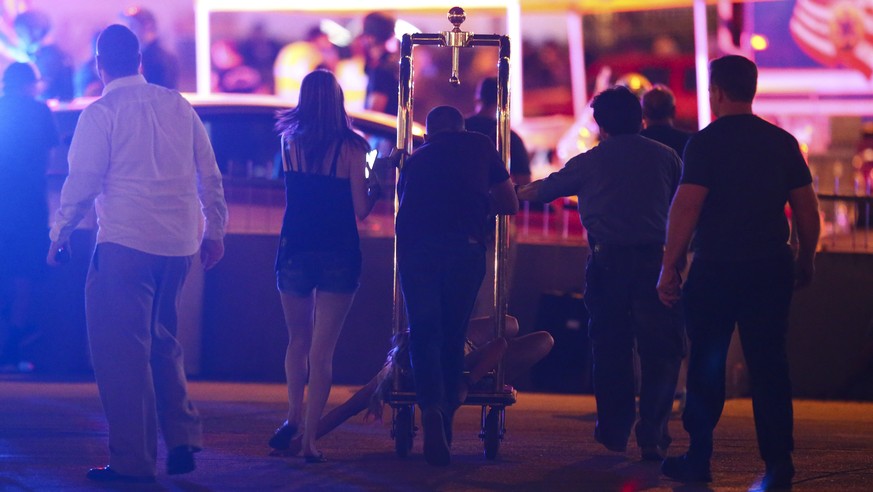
[0,360,34,373]
[167,445,200,475]
[758,459,794,490]
[421,408,450,466]
[86,466,155,483]
[661,453,712,483]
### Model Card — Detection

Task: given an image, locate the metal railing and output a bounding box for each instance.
[212,175,873,254]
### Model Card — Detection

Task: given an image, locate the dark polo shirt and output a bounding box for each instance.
[396,130,509,250]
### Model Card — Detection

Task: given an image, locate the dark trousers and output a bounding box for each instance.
[585,244,685,449]
[682,249,795,465]
[398,241,485,414]
[85,243,201,476]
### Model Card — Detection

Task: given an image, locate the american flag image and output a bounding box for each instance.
[789,0,873,77]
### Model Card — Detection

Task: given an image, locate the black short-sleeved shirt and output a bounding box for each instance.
[465,115,531,179]
[682,114,813,261]
[641,123,692,159]
[0,94,59,278]
[142,40,179,90]
[34,44,74,101]
[537,134,681,246]
[0,94,59,231]
[366,55,399,116]
[396,131,510,250]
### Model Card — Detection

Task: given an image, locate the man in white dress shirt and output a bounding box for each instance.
[46,24,228,483]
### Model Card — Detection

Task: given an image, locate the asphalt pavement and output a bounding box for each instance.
[1,378,871,491]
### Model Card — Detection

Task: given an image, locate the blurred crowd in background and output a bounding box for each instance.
[0,1,698,125]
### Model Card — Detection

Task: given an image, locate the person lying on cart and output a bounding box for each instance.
[268,315,553,456]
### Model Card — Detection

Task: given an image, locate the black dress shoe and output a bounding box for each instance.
[86,466,155,483]
[167,445,200,475]
[268,421,298,450]
[640,445,665,462]
[303,452,328,464]
[594,431,628,453]
[661,453,713,483]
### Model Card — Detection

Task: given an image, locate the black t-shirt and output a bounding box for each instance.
[0,94,59,231]
[34,44,74,101]
[464,115,531,178]
[396,131,509,250]
[366,55,399,116]
[682,114,812,261]
[641,123,691,159]
[142,40,179,90]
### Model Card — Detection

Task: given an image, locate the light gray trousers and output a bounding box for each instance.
[85,242,202,476]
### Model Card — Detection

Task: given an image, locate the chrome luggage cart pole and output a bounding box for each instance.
[393,6,515,460]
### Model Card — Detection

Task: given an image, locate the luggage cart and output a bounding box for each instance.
[386,7,517,460]
[389,381,517,460]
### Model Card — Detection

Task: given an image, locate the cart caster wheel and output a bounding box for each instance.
[393,405,415,457]
[483,406,501,460]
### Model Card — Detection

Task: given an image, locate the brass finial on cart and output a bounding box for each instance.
[444,6,471,85]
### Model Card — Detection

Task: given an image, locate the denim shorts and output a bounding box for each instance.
[276,250,361,296]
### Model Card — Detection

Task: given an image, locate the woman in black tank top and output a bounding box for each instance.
[267,70,383,463]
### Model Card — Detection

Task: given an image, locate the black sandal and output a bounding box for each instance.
[268,421,298,450]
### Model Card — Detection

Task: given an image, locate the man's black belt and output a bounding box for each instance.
[591,242,664,254]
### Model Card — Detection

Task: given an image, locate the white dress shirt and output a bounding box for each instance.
[50,75,227,257]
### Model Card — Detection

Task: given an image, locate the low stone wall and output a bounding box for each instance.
[28,231,873,400]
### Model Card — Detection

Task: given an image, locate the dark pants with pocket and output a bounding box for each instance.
[398,240,486,415]
[585,243,685,449]
[85,242,202,477]
[681,248,795,466]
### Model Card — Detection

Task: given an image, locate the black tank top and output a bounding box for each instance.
[277,137,360,258]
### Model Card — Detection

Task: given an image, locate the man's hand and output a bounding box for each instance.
[373,148,404,189]
[200,238,225,271]
[516,181,542,202]
[657,265,682,307]
[46,240,71,267]
[385,147,405,168]
[794,256,815,289]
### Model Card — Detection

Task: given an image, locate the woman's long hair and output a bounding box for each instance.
[275,69,366,172]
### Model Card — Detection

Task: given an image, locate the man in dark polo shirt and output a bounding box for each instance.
[362,12,398,116]
[396,105,517,466]
[518,86,684,461]
[657,55,820,490]
[465,76,531,185]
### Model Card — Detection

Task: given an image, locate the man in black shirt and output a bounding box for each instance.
[465,77,531,185]
[657,55,820,490]
[0,62,58,371]
[362,12,398,116]
[123,7,179,90]
[12,10,74,101]
[465,77,531,318]
[396,106,517,466]
[518,86,684,461]
[640,84,691,158]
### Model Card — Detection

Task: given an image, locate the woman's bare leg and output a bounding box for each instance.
[466,315,519,347]
[299,290,355,458]
[503,332,555,382]
[465,338,508,383]
[286,369,385,456]
[279,292,315,430]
